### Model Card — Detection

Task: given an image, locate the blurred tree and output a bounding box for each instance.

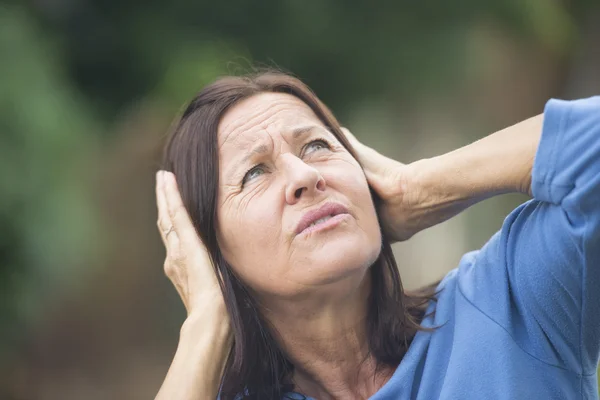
[24,0,583,122]
[0,5,104,359]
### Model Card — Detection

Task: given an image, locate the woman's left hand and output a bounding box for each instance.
[342,113,543,242]
[342,128,423,242]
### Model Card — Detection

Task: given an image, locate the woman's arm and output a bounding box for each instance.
[437,97,600,374]
[154,171,232,399]
[156,299,231,400]
[343,114,543,241]
[405,114,543,233]
[350,97,600,374]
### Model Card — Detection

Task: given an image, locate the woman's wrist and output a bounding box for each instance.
[155,299,231,400]
[172,300,231,399]
[398,158,487,235]
[182,293,231,342]
[414,155,505,208]
[180,312,231,371]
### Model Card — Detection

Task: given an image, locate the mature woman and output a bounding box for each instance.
[154,72,600,400]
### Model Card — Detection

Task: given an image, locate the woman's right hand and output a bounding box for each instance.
[155,170,224,315]
[155,170,232,400]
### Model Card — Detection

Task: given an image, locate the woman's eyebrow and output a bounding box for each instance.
[239,125,323,165]
[291,124,328,139]
[241,144,269,165]
[224,144,269,183]
[224,125,329,182]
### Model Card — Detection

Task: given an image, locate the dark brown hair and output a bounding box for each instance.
[162,71,439,399]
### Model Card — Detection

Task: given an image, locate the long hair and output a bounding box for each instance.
[162,71,439,399]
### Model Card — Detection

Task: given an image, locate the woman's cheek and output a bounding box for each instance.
[244,192,282,241]
[238,184,263,210]
[325,163,369,193]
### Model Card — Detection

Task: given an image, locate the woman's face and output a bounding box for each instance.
[217,93,381,299]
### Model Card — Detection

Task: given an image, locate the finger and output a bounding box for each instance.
[159,172,184,258]
[341,128,398,172]
[340,127,375,163]
[340,127,374,168]
[156,171,172,245]
[163,171,220,286]
[341,128,371,156]
[340,127,361,146]
[166,222,181,260]
[162,171,202,250]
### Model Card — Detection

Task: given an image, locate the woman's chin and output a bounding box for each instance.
[301,236,380,284]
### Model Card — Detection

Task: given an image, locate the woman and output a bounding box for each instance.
[154,72,600,400]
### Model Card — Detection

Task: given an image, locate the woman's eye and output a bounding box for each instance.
[242,165,265,186]
[303,139,331,156]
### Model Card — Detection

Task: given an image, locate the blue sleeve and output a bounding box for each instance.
[458,96,600,375]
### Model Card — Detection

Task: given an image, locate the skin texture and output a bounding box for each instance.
[155,94,542,399]
[216,93,389,398]
[217,93,382,301]
[155,171,232,400]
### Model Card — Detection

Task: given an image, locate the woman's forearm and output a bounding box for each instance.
[155,301,232,400]
[407,114,543,229]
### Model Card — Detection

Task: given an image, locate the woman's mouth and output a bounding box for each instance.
[299,213,349,236]
[295,202,350,236]
[309,215,334,227]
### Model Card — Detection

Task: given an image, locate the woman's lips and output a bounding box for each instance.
[297,213,349,236]
[295,202,350,235]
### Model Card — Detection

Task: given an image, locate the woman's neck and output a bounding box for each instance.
[260,271,394,399]
[287,325,394,400]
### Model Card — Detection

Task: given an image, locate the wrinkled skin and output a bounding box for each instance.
[216,93,382,301]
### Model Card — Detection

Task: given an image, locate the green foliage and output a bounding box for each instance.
[23,0,581,120]
[0,6,103,355]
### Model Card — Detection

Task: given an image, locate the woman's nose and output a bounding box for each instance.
[282,156,326,205]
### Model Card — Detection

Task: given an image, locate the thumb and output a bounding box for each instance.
[341,127,397,173]
[340,127,362,148]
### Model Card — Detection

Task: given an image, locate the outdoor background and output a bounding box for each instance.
[1,0,599,398]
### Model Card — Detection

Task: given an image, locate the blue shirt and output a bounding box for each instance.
[292,96,600,399]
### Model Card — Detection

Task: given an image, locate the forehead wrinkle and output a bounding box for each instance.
[218,102,291,149]
[219,97,318,149]
[219,97,325,183]
[222,123,327,182]
[222,127,277,182]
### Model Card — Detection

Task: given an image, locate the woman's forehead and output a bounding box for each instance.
[217,92,323,148]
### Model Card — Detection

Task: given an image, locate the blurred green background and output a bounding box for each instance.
[1,0,599,398]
